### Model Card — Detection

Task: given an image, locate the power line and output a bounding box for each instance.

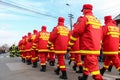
[0,0,57,19]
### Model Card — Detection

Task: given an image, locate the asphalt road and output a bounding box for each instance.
[0,53,120,80]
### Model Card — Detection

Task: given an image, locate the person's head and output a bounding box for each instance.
[58,17,65,25]
[81,4,93,14]
[104,15,112,24]
[41,25,46,31]
[33,29,38,34]
[28,32,31,36]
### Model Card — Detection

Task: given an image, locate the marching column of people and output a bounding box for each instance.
[17,3,120,80]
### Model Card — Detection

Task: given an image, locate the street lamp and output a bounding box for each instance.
[66,3,73,30]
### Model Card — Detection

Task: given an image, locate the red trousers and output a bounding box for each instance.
[104,54,120,70]
[83,55,103,80]
[75,54,82,66]
[26,51,31,60]
[69,53,75,61]
[39,52,47,65]
[70,53,82,66]
[57,54,66,71]
[49,52,55,61]
[31,50,38,62]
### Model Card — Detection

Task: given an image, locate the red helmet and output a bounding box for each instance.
[28,32,31,36]
[104,16,112,22]
[81,4,93,12]
[33,29,38,34]
[41,25,46,31]
[58,17,64,23]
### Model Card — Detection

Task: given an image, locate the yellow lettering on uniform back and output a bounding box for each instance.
[39,32,49,40]
[57,26,69,36]
[107,26,119,38]
[86,16,101,29]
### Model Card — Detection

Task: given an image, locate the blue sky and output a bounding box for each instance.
[0,0,120,46]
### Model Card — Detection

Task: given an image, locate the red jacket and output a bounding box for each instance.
[69,12,101,55]
[49,23,69,54]
[102,21,119,55]
[34,26,49,52]
[25,33,33,51]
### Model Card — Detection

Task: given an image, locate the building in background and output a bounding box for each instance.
[114,14,120,26]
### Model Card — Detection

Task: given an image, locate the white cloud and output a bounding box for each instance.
[0,24,22,46]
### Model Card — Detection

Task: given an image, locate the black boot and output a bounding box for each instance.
[116,78,120,80]
[78,74,88,80]
[32,62,37,68]
[51,60,55,66]
[76,66,83,73]
[49,61,52,66]
[108,65,113,72]
[27,60,32,65]
[40,65,46,72]
[68,60,72,65]
[60,71,68,79]
[100,67,106,76]
[22,58,25,63]
[54,67,60,75]
[72,64,77,71]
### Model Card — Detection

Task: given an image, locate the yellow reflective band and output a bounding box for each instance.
[32,58,36,60]
[83,67,88,71]
[33,43,36,46]
[107,32,119,35]
[32,46,36,49]
[119,51,120,53]
[91,70,100,75]
[77,62,82,65]
[48,41,52,45]
[60,66,66,68]
[25,49,31,51]
[117,67,120,70]
[67,47,71,50]
[70,51,80,53]
[23,57,26,58]
[103,65,109,69]
[70,58,75,60]
[111,35,119,38]
[40,63,46,65]
[68,41,74,46]
[26,56,31,58]
[103,51,118,54]
[55,50,67,54]
[70,36,77,41]
[80,50,100,54]
[38,49,49,52]
[86,21,101,26]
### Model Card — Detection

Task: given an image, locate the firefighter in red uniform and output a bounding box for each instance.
[34,26,49,72]
[31,29,39,68]
[68,4,103,80]
[68,30,83,73]
[25,32,32,65]
[48,43,55,66]
[18,36,25,62]
[48,17,69,79]
[106,20,117,72]
[19,35,27,63]
[100,16,120,76]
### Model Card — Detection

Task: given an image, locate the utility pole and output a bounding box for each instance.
[66,3,73,30]
[69,14,73,30]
